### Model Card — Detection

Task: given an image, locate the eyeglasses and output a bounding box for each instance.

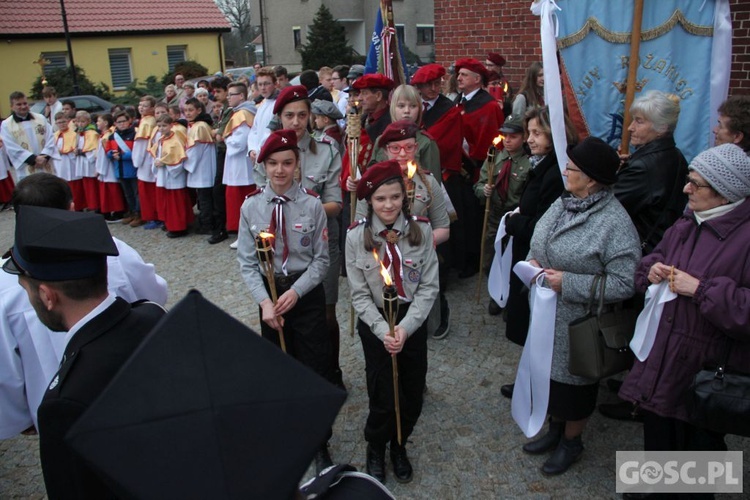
[386,143,418,154]
[227,92,243,97]
[685,176,711,190]
[115,120,130,124]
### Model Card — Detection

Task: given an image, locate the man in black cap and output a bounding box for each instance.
[4,206,166,498]
[473,114,531,315]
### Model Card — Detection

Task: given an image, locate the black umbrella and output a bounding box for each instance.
[66,290,346,500]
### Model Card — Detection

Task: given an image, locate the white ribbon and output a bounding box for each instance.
[488,212,513,307]
[629,282,677,361]
[512,262,557,438]
[530,0,568,179]
[709,0,732,147]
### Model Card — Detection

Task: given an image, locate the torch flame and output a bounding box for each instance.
[258,231,275,241]
[503,82,509,92]
[492,134,505,147]
[372,249,393,286]
[407,161,417,180]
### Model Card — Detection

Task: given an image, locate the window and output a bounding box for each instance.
[395,25,405,44]
[417,25,434,45]
[167,45,186,72]
[108,49,133,90]
[293,27,302,49]
[41,52,68,75]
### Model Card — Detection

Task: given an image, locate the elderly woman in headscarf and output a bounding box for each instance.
[620,143,750,457]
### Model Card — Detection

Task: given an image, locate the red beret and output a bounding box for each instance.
[351,73,395,91]
[486,53,507,67]
[410,64,446,85]
[455,58,489,82]
[356,160,403,200]
[257,129,298,164]
[378,120,419,147]
[273,85,308,115]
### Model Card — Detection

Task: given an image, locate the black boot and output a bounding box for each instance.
[500,383,514,399]
[522,419,564,454]
[314,443,333,475]
[390,441,413,483]
[541,435,584,476]
[366,443,386,483]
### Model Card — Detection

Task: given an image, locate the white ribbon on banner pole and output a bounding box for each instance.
[488,212,513,307]
[511,261,557,438]
[708,0,732,147]
[629,282,677,361]
[530,0,568,179]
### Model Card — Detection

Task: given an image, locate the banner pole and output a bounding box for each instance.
[620,0,645,154]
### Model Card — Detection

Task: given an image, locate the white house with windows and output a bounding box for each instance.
[252,0,434,71]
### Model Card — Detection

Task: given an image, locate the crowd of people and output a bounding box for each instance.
[1,51,749,498]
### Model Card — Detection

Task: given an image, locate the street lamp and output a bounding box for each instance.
[59,0,80,95]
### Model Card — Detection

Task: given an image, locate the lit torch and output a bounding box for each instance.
[372,249,403,446]
[476,133,505,302]
[406,161,417,209]
[256,231,287,352]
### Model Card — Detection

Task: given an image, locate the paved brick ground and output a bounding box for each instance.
[1,208,748,499]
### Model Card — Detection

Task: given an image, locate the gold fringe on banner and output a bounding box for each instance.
[558,9,713,49]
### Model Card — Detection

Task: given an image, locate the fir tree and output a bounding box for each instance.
[299,5,354,70]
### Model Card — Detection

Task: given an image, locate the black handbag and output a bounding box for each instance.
[568,274,637,379]
[687,340,750,437]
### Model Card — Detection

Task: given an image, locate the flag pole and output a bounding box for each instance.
[620,0,645,154]
[380,0,406,85]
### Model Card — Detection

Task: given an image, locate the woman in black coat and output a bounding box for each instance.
[501,106,578,398]
[613,90,687,254]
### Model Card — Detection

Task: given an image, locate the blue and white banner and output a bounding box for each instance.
[555,0,731,162]
[364,6,409,81]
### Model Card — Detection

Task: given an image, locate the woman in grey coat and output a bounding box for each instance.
[521,137,641,475]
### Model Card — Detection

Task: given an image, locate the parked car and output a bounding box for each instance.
[30,95,114,115]
[185,67,256,88]
[225,67,255,80]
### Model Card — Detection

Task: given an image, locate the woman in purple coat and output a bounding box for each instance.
[620,143,750,455]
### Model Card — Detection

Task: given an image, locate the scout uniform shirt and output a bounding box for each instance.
[354,170,450,231]
[253,132,342,199]
[372,130,442,182]
[345,213,439,340]
[473,147,531,215]
[237,181,330,305]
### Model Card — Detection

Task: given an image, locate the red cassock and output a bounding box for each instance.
[0,175,14,203]
[69,179,87,212]
[82,177,100,211]
[98,181,126,213]
[137,180,157,221]
[422,96,464,182]
[162,188,194,232]
[460,89,504,167]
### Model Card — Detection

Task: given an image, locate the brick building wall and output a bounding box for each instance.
[434,0,750,96]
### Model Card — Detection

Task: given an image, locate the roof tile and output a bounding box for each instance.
[0,0,231,35]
